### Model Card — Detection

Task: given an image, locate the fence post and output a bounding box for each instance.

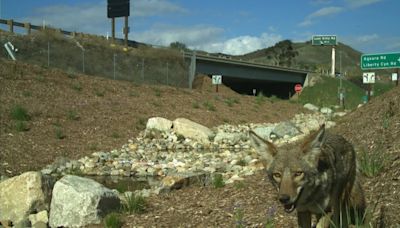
[24,23,31,34]
[7,19,13,33]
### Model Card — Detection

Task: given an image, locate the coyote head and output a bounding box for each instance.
[249,124,328,213]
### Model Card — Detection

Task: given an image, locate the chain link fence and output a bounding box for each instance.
[1,29,191,88]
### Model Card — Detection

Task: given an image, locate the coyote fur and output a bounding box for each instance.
[249,124,366,228]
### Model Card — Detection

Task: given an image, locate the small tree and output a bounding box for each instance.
[169,41,189,51]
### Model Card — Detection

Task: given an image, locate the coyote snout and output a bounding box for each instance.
[250,124,366,228]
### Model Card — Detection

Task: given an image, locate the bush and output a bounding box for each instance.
[11,104,30,121]
[104,213,123,228]
[122,193,146,214]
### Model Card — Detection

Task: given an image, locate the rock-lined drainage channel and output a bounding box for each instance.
[40,112,334,196]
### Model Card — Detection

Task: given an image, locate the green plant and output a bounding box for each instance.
[122,193,146,214]
[104,212,123,228]
[268,95,281,103]
[135,117,146,130]
[55,127,66,139]
[15,121,29,132]
[67,110,79,121]
[192,102,200,109]
[233,203,245,228]
[11,104,30,121]
[22,91,32,97]
[265,206,276,228]
[255,92,266,105]
[71,82,82,91]
[212,173,225,188]
[236,159,247,166]
[359,147,386,177]
[234,181,245,189]
[203,101,216,111]
[94,88,105,97]
[153,88,161,97]
[111,132,120,138]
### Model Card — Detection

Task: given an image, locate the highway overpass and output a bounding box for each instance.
[185,52,310,99]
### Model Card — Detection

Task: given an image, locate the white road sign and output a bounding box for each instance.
[212,75,222,85]
[392,73,398,81]
[363,72,375,84]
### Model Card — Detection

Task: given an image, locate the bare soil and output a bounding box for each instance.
[1,58,399,227]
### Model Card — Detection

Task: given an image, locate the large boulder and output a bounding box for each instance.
[49,175,120,228]
[272,121,300,139]
[146,117,173,132]
[251,126,274,140]
[173,118,214,144]
[0,171,52,224]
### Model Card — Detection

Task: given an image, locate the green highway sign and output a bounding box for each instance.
[361,53,400,70]
[312,35,337,46]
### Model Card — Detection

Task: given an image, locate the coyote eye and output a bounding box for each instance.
[272,173,281,179]
[294,171,304,177]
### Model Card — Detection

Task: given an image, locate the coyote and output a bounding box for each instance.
[249,124,366,228]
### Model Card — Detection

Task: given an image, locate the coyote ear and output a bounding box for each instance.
[302,124,326,162]
[249,130,278,162]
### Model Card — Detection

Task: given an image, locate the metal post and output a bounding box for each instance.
[8,19,13,33]
[124,16,128,46]
[331,46,335,77]
[111,17,115,42]
[113,54,116,80]
[397,68,399,86]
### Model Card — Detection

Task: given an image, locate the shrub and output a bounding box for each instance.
[104,213,123,228]
[122,193,146,214]
[15,121,29,132]
[212,173,225,188]
[359,147,386,177]
[11,104,30,121]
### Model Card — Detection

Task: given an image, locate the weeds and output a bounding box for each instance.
[104,212,123,228]
[212,173,225,188]
[153,88,162,97]
[359,147,386,177]
[265,206,276,228]
[255,92,266,105]
[135,117,147,130]
[15,121,29,132]
[122,193,146,214]
[22,91,32,97]
[94,89,105,97]
[225,97,239,107]
[67,110,79,121]
[234,181,245,189]
[111,132,120,138]
[71,82,82,91]
[11,104,30,121]
[233,202,245,228]
[203,101,216,111]
[192,102,200,109]
[55,127,66,139]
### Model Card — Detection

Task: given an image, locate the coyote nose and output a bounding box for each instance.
[279,194,290,204]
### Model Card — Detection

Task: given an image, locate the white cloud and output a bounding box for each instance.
[345,0,383,8]
[357,34,379,42]
[20,0,187,34]
[132,0,187,17]
[134,25,282,55]
[299,6,344,27]
[199,33,282,55]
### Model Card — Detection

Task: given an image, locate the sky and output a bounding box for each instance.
[1,0,399,55]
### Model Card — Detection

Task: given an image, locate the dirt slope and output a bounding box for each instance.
[1,58,399,227]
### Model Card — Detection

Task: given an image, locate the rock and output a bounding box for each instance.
[173,118,214,144]
[272,122,300,138]
[251,126,274,140]
[214,132,245,144]
[160,173,210,193]
[320,107,333,115]
[333,112,347,117]
[146,117,173,132]
[0,172,52,224]
[49,175,121,228]
[28,211,48,227]
[303,103,319,112]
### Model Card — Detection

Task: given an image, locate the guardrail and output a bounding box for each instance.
[0,18,143,47]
